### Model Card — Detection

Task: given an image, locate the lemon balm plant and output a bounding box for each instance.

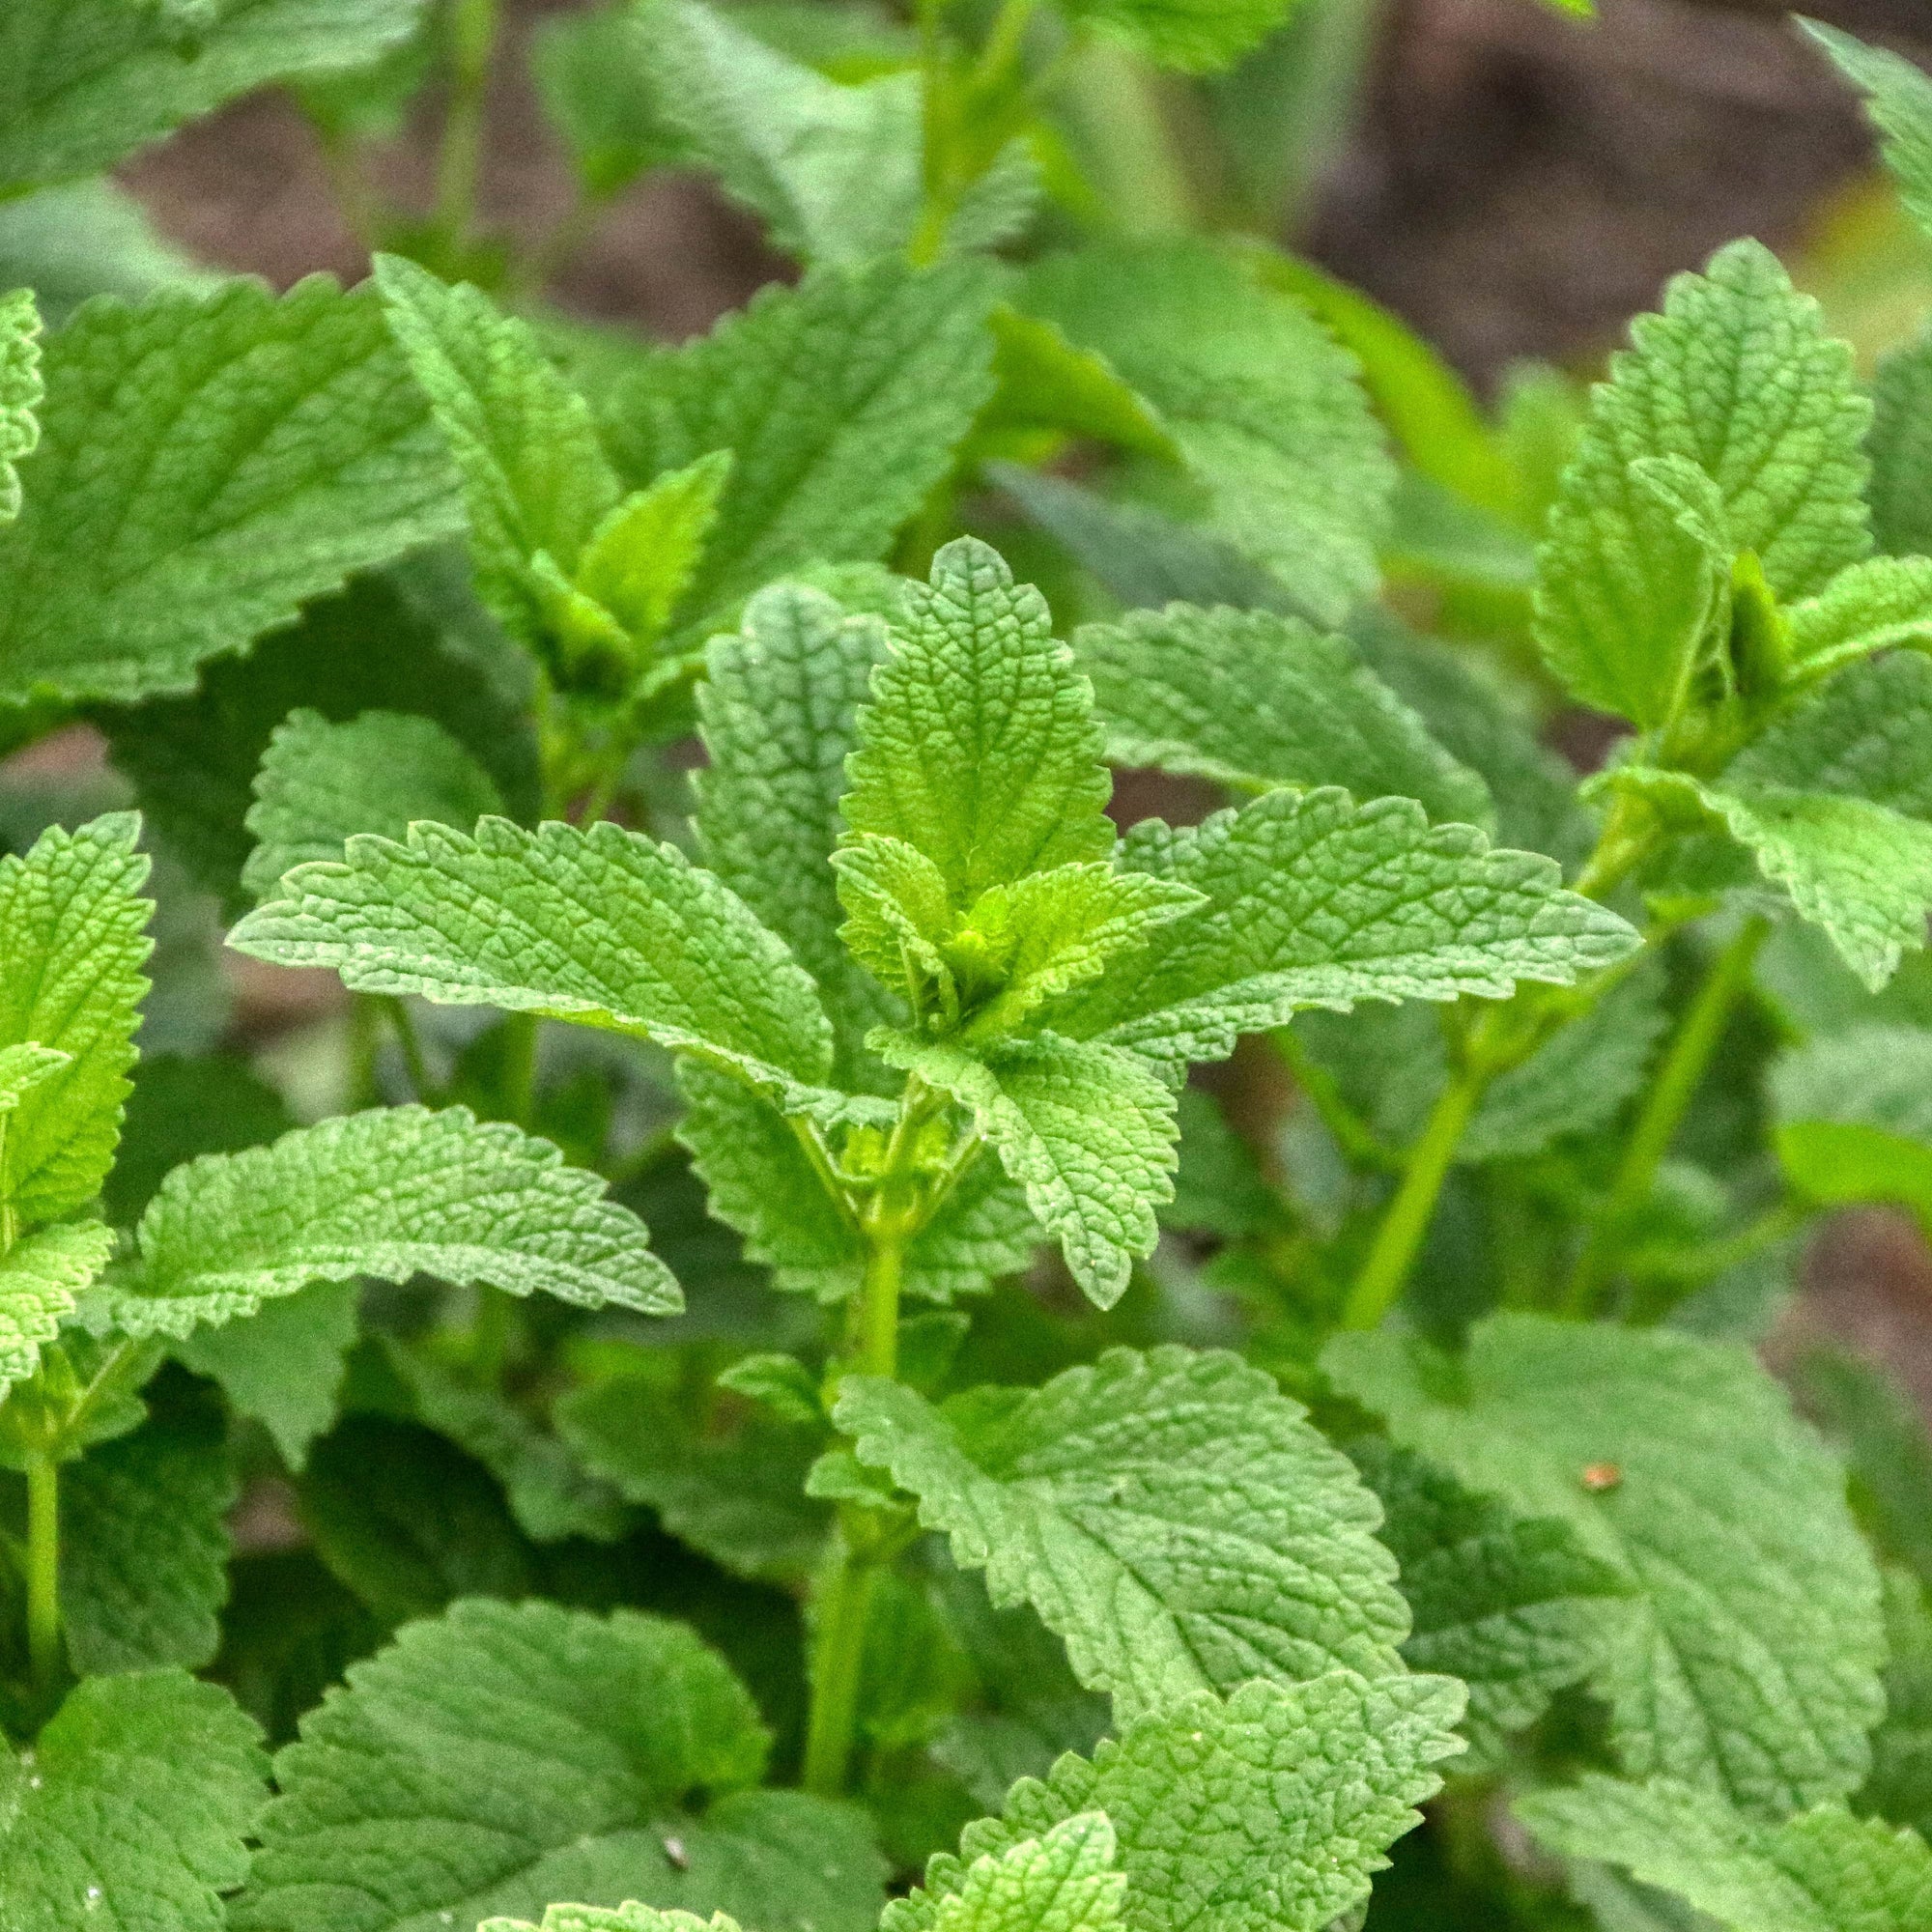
[5,5,1932,1932]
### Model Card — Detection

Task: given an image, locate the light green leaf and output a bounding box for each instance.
[1327,1314,1887,1817]
[1735,648,1932,815]
[0,1220,113,1398]
[375,254,620,649]
[1348,1435,1630,1768]
[0,0,428,193]
[843,538,1115,905]
[242,707,505,901]
[1771,1023,1932,1235]
[531,0,692,200]
[1047,789,1638,1071]
[1871,327,1932,560]
[1533,240,1869,725]
[605,256,996,634]
[1520,1773,1932,1932]
[114,1103,679,1338]
[635,0,922,264]
[1054,0,1293,74]
[980,307,1177,461]
[1865,1570,1932,1838]
[176,1278,360,1468]
[888,1670,1465,1932]
[0,1670,267,1932]
[1023,242,1393,626]
[0,180,214,327]
[1805,22,1932,245]
[484,1909,741,1932]
[694,582,897,1079]
[1074,603,1491,830]
[0,286,41,519]
[0,278,461,705]
[677,1062,1038,1303]
[0,812,153,1226]
[229,816,852,1121]
[1784,556,1932,676]
[837,1344,1408,1724]
[235,1599,888,1932]
[925,1814,1126,1932]
[61,1387,237,1675]
[879,1032,1178,1307]
[557,1371,827,1580]
[574,451,731,654]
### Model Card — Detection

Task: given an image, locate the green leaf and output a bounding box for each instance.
[229,816,852,1121]
[0,811,153,1227]
[61,1381,237,1675]
[676,1063,1038,1303]
[1738,649,1932,816]
[1772,1023,1932,1234]
[1532,240,1869,725]
[1053,0,1293,74]
[242,706,506,900]
[1865,1570,1932,1839]
[235,1598,888,1932]
[177,1278,359,1468]
[1871,327,1932,560]
[0,278,461,705]
[1519,1773,1932,1932]
[1783,556,1932,676]
[842,538,1116,903]
[888,1670,1465,1932]
[1347,1435,1629,1768]
[374,255,621,649]
[604,256,996,634]
[573,452,731,654]
[1047,789,1638,1072]
[1804,22,1932,246]
[531,0,692,201]
[878,1032,1178,1307]
[0,1670,267,1932]
[634,0,923,265]
[838,1344,1408,1724]
[114,1103,679,1338]
[694,582,897,1080]
[0,0,428,193]
[919,1813,1126,1932]
[0,286,42,520]
[1023,242,1393,626]
[557,1372,828,1581]
[485,1909,743,1932]
[1073,602,1492,829]
[979,307,1177,462]
[0,1220,113,1399]
[1327,1314,1887,1817]
[0,180,213,328]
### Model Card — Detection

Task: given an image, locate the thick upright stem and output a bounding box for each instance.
[1567,915,1769,1316]
[25,1451,59,1695]
[1342,1063,1482,1331]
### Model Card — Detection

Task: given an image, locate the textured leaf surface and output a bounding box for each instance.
[1783,556,1932,674]
[62,1389,237,1675]
[606,257,995,632]
[0,1220,111,1397]
[376,255,618,646]
[0,0,427,192]
[838,1345,1407,1724]
[484,1910,740,1932]
[923,1815,1126,1932]
[0,285,41,519]
[1327,1314,1886,1817]
[0,278,461,704]
[1024,242,1392,626]
[1520,1773,1932,1932]
[0,1669,267,1932]
[677,1063,1038,1302]
[230,816,844,1117]
[1871,327,1932,560]
[1806,24,1932,245]
[116,1104,677,1337]
[888,1671,1465,1932]
[1348,1435,1629,1766]
[1533,241,1869,724]
[1048,789,1637,1069]
[637,0,922,264]
[695,583,895,1078]
[0,812,152,1225]
[881,1033,1177,1306]
[844,539,1114,905]
[1074,603,1490,828]
[236,1599,887,1932]
[1057,0,1289,70]
[242,707,505,900]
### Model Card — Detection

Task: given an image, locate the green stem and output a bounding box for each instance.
[498,1010,539,1127]
[433,0,499,257]
[1341,1061,1483,1331]
[1567,915,1770,1316]
[25,1450,59,1696]
[1272,1026,1396,1172]
[854,1221,904,1382]
[384,996,437,1103]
